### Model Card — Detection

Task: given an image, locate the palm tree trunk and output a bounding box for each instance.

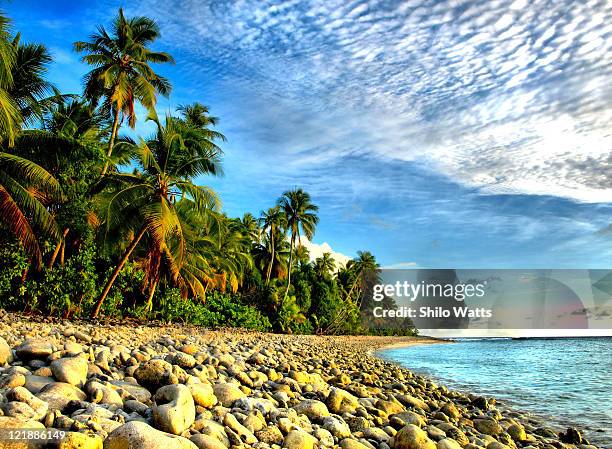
[145,280,158,314]
[282,233,295,303]
[101,106,121,176]
[59,239,66,266]
[47,228,69,269]
[91,225,146,318]
[266,228,274,284]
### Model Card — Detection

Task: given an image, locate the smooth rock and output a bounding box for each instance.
[393,424,437,449]
[133,359,174,391]
[283,430,317,449]
[213,382,246,407]
[190,434,228,449]
[15,339,53,361]
[103,421,197,449]
[36,382,86,411]
[293,399,330,419]
[152,384,196,435]
[0,337,13,365]
[188,383,217,408]
[51,356,88,387]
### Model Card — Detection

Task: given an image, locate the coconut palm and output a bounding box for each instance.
[252,231,290,281]
[91,113,222,317]
[74,8,174,175]
[277,188,319,301]
[8,35,61,127]
[0,153,61,266]
[0,13,19,145]
[295,244,310,268]
[325,251,380,334]
[240,212,260,245]
[314,252,335,279]
[259,205,286,284]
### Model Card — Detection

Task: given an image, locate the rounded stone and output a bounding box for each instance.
[393,424,437,449]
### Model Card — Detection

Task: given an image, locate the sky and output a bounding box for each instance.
[3,0,612,269]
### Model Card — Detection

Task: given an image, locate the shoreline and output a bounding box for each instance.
[0,313,600,449]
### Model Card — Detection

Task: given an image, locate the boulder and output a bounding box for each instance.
[36,382,86,411]
[189,434,228,449]
[58,432,103,449]
[15,339,53,361]
[133,359,175,391]
[393,424,437,449]
[0,336,13,365]
[474,419,502,436]
[103,421,197,449]
[51,356,88,387]
[437,438,463,449]
[326,387,359,413]
[152,384,196,435]
[341,439,371,449]
[294,399,330,419]
[213,382,246,407]
[283,430,317,449]
[188,383,217,408]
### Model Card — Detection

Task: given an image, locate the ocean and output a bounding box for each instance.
[377,337,611,447]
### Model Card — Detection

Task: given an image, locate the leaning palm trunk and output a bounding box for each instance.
[47,228,69,268]
[92,225,147,318]
[145,280,158,314]
[101,106,120,176]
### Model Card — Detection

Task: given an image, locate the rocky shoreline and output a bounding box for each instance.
[0,312,599,449]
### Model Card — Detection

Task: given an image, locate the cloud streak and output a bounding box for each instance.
[133,0,612,202]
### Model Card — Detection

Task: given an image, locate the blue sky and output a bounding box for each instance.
[4,0,612,268]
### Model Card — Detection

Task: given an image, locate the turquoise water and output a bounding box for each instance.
[378,338,611,446]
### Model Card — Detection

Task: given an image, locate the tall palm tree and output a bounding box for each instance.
[259,205,286,284]
[91,114,222,317]
[0,14,61,266]
[74,8,174,175]
[0,13,19,145]
[277,188,319,302]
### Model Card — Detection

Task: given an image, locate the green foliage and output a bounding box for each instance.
[153,289,271,331]
[0,241,29,308]
[20,237,98,317]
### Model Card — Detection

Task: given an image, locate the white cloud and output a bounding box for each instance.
[297,237,352,269]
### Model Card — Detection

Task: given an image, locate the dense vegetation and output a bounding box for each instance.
[0,9,416,335]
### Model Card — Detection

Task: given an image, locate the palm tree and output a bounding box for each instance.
[8,35,60,127]
[326,251,380,334]
[74,8,174,175]
[0,13,19,145]
[252,231,289,281]
[0,14,62,266]
[240,212,260,245]
[314,252,335,279]
[91,113,222,317]
[295,244,310,268]
[259,205,286,284]
[277,188,319,302]
[0,153,61,267]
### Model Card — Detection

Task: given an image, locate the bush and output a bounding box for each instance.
[152,289,271,331]
[0,242,29,309]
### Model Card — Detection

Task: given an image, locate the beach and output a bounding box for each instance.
[0,313,600,449]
